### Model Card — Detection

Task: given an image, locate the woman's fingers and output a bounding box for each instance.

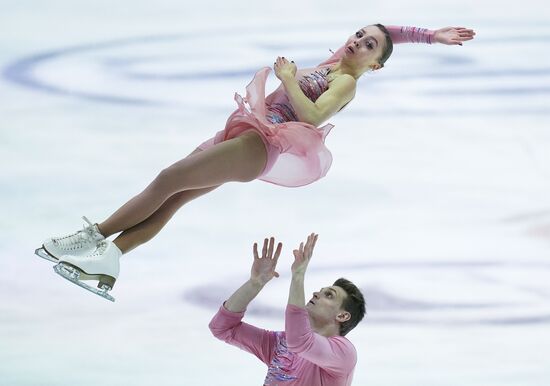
[454,28,475,38]
[274,56,291,65]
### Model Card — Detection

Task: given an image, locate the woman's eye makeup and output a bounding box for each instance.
[354,30,376,49]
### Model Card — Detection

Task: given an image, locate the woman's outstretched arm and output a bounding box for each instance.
[318,24,475,65]
[386,25,475,45]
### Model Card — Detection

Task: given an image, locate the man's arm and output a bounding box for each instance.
[223,278,266,313]
[285,305,357,374]
[285,234,356,375]
[209,237,283,364]
[287,235,317,308]
[224,237,282,311]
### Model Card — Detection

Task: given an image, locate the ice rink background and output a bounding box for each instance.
[1,1,549,385]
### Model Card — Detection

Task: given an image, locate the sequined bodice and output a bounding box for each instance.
[263,332,298,385]
[266,68,330,124]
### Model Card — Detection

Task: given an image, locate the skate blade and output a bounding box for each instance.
[53,263,116,302]
[35,247,58,263]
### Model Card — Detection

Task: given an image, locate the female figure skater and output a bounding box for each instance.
[35,24,475,301]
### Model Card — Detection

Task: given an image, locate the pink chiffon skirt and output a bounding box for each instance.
[199,67,333,188]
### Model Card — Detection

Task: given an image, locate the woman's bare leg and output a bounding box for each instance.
[98,131,267,238]
[112,185,219,253]
[108,147,216,253]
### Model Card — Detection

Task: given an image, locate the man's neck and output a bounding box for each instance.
[309,316,340,338]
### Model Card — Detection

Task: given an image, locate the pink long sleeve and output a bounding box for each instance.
[209,303,276,365]
[385,25,435,44]
[284,304,356,376]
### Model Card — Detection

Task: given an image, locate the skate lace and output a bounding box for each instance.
[54,216,99,250]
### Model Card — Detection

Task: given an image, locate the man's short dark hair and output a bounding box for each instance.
[333,278,366,336]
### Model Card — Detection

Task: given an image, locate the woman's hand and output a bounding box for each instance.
[291,233,318,277]
[250,237,282,286]
[434,27,476,45]
[274,56,297,81]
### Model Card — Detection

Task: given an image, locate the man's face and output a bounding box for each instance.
[306,285,348,323]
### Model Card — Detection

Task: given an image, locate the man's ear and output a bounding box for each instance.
[337,311,351,323]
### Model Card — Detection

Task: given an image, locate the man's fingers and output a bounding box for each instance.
[253,242,259,259]
[305,234,313,249]
[274,242,283,261]
[268,237,274,258]
[298,233,317,258]
[312,234,318,250]
[305,233,317,249]
[262,238,268,258]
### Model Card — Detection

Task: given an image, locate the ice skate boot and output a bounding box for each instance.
[54,240,122,302]
[35,216,105,263]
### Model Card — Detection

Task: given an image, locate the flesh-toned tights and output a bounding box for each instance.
[98,131,267,254]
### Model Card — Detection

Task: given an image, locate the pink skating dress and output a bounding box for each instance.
[199,67,333,187]
[199,25,435,188]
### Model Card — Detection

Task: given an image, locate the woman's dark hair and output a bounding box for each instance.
[374,23,394,67]
[333,278,366,336]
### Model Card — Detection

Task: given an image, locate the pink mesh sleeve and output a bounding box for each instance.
[385,25,435,44]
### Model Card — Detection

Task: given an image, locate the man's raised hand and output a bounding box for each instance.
[291,233,318,276]
[251,237,283,286]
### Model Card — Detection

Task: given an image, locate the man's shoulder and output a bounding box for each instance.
[330,335,357,356]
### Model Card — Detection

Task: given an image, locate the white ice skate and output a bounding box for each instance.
[35,216,105,263]
[54,240,122,302]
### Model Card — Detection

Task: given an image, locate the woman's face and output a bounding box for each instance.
[343,25,386,70]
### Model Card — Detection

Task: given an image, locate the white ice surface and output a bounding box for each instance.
[1,1,550,385]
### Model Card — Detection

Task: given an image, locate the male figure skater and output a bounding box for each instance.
[209,234,366,385]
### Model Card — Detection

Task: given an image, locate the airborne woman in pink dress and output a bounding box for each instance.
[35,24,475,301]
